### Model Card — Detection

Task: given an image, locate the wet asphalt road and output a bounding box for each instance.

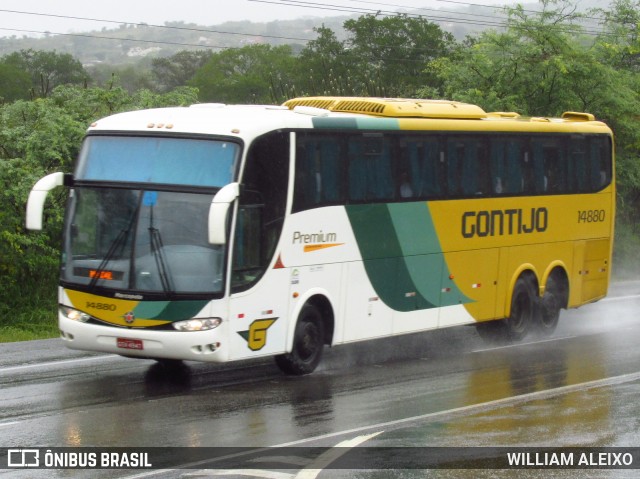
[1,282,640,478]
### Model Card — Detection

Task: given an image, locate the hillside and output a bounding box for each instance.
[0,0,609,66]
[0,17,351,66]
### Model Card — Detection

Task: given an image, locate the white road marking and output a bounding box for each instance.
[248,456,310,467]
[294,431,383,479]
[602,294,640,302]
[0,421,21,428]
[472,335,577,353]
[0,354,117,374]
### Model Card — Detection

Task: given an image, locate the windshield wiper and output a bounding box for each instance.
[88,226,131,291]
[148,227,173,293]
[148,202,173,294]
[88,199,139,292]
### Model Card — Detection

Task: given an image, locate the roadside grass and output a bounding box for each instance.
[0,310,58,343]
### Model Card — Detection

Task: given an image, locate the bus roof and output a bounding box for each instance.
[86,97,612,138]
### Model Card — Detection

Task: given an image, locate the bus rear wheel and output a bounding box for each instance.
[505,276,536,341]
[476,276,536,343]
[275,305,325,375]
[536,276,562,336]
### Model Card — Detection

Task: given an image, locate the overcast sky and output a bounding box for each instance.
[0,0,516,37]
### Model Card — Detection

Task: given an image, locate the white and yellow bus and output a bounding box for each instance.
[26,97,614,374]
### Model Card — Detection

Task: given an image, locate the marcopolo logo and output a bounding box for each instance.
[462,207,548,239]
[238,318,278,351]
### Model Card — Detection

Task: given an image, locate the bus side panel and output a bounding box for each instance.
[440,248,500,322]
[283,206,365,344]
[575,238,611,304]
[392,253,443,334]
[342,261,394,342]
[228,268,292,360]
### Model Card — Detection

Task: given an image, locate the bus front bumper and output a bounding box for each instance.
[59,315,230,362]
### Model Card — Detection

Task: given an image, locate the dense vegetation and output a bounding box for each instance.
[1,0,638,341]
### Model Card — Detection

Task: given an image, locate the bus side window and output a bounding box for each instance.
[403,137,442,199]
[460,137,489,196]
[446,138,463,197]
[531,147,546,194]
[490,138,506,194]
[446,136,491,198]
[348,134,394,202]
[591,137,611,190]
[505,140,524,194]
[293,134,343,212]
[490,137,523,195]
[533,137,567,194]
[568,137,589,192]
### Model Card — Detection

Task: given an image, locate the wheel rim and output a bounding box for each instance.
[510,289,531,334]
[541,292,559,327]
[297,322,321,362]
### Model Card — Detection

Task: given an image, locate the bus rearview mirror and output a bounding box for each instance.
[26,172,66,230]
[208,182,240,245]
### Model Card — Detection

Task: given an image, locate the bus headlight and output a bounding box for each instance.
[172,318,222,332]
[60,306,91,323]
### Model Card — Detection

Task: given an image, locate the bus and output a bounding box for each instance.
[26,97,614,375]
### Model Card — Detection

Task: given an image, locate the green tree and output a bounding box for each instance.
[295,26,358,96]
[429,0,612,115]
[2,49,89,98]
[0,157,61,330]
[596,0,640,72]
[0,62,31,102]
[191,44,297,103]
[343,14,456,97]
[0,99,86,170]
[88,64,155,93]
[152,50,213,92]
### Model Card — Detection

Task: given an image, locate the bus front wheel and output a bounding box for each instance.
[275,305,325,375]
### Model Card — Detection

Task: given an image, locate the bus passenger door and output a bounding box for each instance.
[227,131,292,360]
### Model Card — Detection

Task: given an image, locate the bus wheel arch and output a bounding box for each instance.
[275,293,334,375]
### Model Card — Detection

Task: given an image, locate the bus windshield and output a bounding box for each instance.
[62,135,240,296]
[76,135,239,187]
[62,187,224,296]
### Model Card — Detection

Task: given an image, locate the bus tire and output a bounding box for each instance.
[476,276,535,343]
[275,305,325,375]
[536,276,562,336]
[505,276,536,341]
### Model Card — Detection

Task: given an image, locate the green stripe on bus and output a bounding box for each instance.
[346,202,471,312]
[133,300,209,321]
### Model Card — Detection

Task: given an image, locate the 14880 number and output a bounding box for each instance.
[578,209,606,223]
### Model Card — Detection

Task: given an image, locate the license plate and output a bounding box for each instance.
[117,338,144,350]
